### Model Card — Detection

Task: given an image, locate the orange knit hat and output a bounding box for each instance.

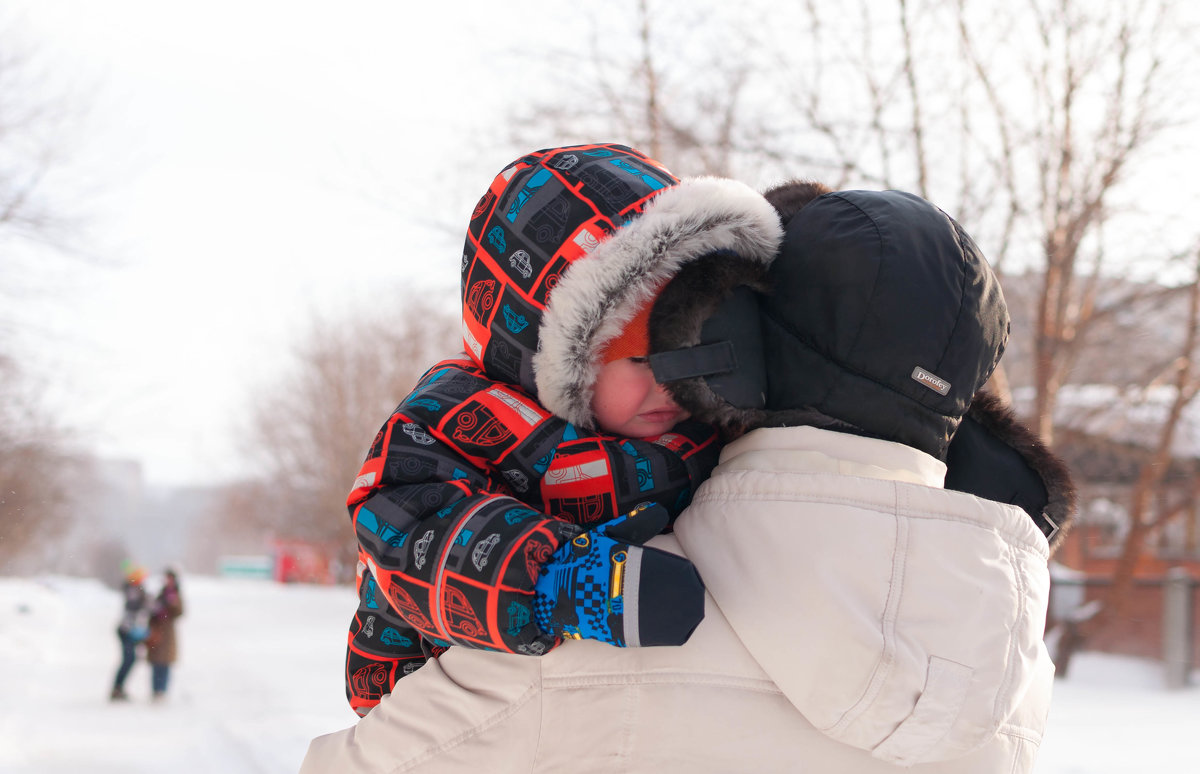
[600,279,671,364]
[601,301,654,364]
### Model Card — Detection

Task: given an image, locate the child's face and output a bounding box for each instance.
[591,357,690,438]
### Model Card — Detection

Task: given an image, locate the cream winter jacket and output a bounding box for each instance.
[302,426,1055,773]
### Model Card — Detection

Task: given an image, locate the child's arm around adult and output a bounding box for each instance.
[345,359,719,659]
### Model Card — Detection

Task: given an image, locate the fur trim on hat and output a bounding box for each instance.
[534,177,783,429]
[763,179,833,225]
[653,180,833,440]
[650,253,772,439]
[960,391,1077,553]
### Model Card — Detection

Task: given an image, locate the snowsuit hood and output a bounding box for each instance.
[459,143,782,429]
[673,426,1056,768]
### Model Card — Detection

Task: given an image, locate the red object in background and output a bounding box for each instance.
[272,539,334,584]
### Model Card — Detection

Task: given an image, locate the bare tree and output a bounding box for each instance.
[506,0,764,177]
[0,35,60,237]
[0,355,79,571]
[511,0,1194,294]
[0,15,91,571]
[969,0,1182,439]
[237,296,460,572]
[1110,255,1200,600]
[0,13,92,308]
[1051,242,1200,672]
[790,0,1190,432]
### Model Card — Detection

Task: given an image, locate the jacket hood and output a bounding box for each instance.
[675,426,1055,765]
[460,143,782,428]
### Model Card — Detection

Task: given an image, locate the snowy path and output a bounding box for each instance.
[0,576,354,774]
[2,575,1198,773]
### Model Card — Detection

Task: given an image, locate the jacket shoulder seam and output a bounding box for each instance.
[541,671,783,695]
[694,485,1048,557]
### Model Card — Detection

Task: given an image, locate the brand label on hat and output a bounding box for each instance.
[911,366,951,395]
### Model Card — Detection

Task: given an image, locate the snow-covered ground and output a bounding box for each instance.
[0,575,351,774]
[1,575,1195,773]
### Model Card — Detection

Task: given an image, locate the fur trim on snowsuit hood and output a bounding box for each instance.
[650,179,1076,551]
[459,143,782,429]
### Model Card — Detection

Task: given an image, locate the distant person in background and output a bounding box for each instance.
[145,567,184,702]
[110,563,149,702]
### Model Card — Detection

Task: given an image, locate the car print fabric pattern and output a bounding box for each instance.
[344,143,781,715]
[460,144,675,396]
[345,358,719,714]
[343,146,700,720]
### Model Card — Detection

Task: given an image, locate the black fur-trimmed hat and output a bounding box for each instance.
[648,181,833,437]
[757,187,1011,459]
[650,181,1075,550]
[654,184,1010,458]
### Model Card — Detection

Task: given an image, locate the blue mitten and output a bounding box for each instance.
[533,504,705,647]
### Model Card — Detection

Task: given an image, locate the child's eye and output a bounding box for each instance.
[628,356,649,364]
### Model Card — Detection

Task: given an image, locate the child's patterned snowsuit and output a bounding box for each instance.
[344,144,783,715]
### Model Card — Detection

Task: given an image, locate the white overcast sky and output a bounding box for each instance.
[5,1,582,487]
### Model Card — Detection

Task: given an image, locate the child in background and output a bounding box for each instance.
[110,562,149,701]
[343,143,782,715]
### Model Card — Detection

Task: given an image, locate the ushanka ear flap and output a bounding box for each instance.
[648,251,770,440]
[944,390,1077,553]
[649,180,833,440]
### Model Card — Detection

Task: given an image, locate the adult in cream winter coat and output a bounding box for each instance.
[304,429,1063,773]
[302,186,1075,773]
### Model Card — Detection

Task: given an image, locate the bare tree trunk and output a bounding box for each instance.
[897,0,930,196]
[240,297,460,571]
[1110,257,1200,617]
[1058,248,1200,673]
[635,0,662,160]
[1032,257,1061,443]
